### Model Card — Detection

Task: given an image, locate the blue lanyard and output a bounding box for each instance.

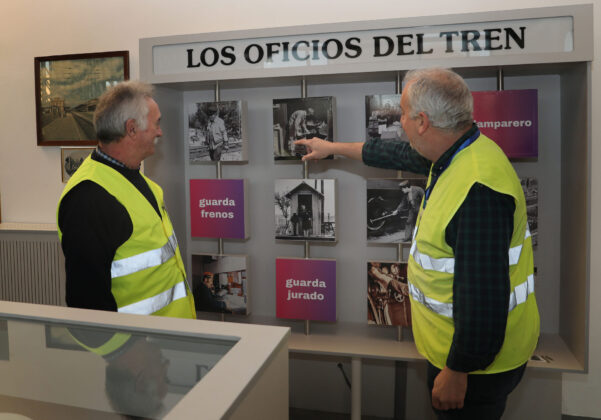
[422,128,480,210]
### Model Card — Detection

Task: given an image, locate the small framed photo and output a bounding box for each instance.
[275,179,336,242]
[273,96,336,160]
[365,94,409,142]
[367,261,411,326]
[191,253,250,315]
[35,51,129,146]
[187,100,248,162]
[61,147,94,183]
[366,178,426,243]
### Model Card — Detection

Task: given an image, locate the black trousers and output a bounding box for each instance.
[427,362,527,420]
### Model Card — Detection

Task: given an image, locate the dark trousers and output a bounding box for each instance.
[427,362,527,420]
[209,145,223,161]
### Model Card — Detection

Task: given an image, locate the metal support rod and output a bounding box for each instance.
[398,243,403,262]
[302,75,310,336]
[393,361,408,420]
[351,358,362,420]
[220,312,225,322]
[301,76,307,99]
[497,68,504,91]
[395,71,403,95]
[215,80,223,257]
[397,325,403,342]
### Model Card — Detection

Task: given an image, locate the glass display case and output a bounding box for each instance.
[0,301,289,419]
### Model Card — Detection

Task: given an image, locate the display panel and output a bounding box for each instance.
[276,257,336,322]
[189,179,248,239]
[473,89,538,158]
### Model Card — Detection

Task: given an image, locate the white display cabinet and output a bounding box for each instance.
[140,4,592,381]
[0,301,289,420]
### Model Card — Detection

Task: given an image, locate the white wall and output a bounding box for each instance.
[0,0,598,417]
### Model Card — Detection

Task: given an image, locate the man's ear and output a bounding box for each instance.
[416,111,430,135]
[125,119,137,137]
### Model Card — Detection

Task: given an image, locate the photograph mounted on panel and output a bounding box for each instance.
[521,176,538,248]
[367,261,411,327]
[275,179,336,242]
[365,94,409,142]
[276,257,336,322]
[187,100,248,162]
[192,254,249,315]
[472,89,538,159]
[189,179,248,239]
[61,147,94,183]
[273,96,335,160]
[34,51,129,146]
[366,178,426,243]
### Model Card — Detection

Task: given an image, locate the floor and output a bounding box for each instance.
[289,409,601,420]
[289,408,390,420]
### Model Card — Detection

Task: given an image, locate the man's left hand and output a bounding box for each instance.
[431,366,468,411]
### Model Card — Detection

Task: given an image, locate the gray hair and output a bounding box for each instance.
[94,81,154,143]
[403,68,473,132]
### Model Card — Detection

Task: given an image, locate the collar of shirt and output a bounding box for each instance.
[93,147,141,172]
[430,123,479,178]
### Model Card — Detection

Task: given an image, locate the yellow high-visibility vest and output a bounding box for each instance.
[58,156,196,319]
[407,133,539,373]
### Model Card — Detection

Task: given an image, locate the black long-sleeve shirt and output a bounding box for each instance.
[363,125,515,372]
[57,150,161,312]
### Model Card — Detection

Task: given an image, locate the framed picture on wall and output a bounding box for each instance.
[34,51,129,146]
[61,147,94,183]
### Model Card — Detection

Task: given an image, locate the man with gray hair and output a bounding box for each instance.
[296,68,539,419]
[57,80,196,320]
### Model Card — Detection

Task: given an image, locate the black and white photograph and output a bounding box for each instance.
[191,254,249,315]
[187,100,247,162]
[273,96,335,160]
[367,261,411,327]
[61,147,94,183]
[366,178,427,243]
[365,94,409,142]
[521,176,538,248]
[275,179,336,242]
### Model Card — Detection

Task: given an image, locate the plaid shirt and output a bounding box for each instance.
[363,124,515,372]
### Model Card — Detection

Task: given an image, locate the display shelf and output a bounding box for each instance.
[0,222,56,232]
[141,5,592,377]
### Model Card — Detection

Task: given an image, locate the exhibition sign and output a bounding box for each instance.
[276,258,336,322]
[472,89,538,158]
[150,16,573,78]
[189,179,247,239]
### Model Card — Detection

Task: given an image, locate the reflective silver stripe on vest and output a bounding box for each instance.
[409,282,453,318]
[508,274,535,312]
[111,233,178,278]
[411,226,531,274]
[409,275,535,319]
[118,280,187,315]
